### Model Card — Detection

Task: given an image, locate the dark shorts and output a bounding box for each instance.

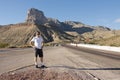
[35,48,43,57]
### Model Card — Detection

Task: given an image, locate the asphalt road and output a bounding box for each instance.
[63,45,120,80]
[0,46,120,80]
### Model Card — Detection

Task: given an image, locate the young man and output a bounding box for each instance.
[30,31,45,68]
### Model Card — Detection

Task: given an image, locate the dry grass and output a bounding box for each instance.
[95,35,120,46]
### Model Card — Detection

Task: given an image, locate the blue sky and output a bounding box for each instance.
[0,0,120,30]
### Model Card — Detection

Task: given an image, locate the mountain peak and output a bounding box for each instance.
[26,8,47,24]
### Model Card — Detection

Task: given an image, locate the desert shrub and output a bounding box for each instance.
[0,43,9,48]
[110,44,120,47]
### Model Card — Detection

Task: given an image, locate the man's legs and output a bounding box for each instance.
[34,57,39,68]
[39,57,47,68]
[34,48,38,66]
[39,49,44,66]
[40,57,43,63]
[39,57,44,66]
[34,57,38,65]
[35,49,45,68]
[34,56,43,66]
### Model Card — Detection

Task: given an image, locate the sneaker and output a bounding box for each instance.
[41,65,47,68]
[35,65,39,68]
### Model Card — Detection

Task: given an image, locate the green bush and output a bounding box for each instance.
[0,43,9,48]
[88,40,97,44]
[110,44,120,47]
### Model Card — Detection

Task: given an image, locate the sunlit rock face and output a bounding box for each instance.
[26,8,48,24]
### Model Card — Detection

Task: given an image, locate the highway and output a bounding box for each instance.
[63,45,120,80]
[0,46,120,80]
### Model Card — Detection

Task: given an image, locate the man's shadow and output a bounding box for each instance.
[48,65,120,70]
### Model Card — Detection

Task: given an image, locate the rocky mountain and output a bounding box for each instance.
[26,8,48,24]
[26,8,111,33]
[0,23,74,47]
[0,8,120,47]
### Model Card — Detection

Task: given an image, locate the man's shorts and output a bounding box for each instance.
[35,48,43,57]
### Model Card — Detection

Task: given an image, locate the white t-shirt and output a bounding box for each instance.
[31,36,43,49]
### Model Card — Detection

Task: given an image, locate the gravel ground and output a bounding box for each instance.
[0,67,95,80]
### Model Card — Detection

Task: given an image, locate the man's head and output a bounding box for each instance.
[36,31,41,36]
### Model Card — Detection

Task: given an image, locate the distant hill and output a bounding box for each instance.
[0,8,120,47]
[94,35,120,46]
[0,23,73,47]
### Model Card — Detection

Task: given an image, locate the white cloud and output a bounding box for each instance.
[115,18,120,23]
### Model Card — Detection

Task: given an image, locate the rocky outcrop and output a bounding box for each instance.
[0,68,95,80]
[47,18,61,27]
[64,21,85,28]
[26,8,48,24]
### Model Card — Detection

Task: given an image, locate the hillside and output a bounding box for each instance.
[95,35,120,46]
[0,8,120,47]
[0,23,74,47]
[0,23,36,47]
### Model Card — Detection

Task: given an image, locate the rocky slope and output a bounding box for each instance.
[0,8,120,47]
[0,23,73,47]
[95,35,120,46]
[0,68,95,80]
[26,8,48,24]
[0,23,36,47]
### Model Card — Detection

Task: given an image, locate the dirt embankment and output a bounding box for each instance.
[0,67,95,80]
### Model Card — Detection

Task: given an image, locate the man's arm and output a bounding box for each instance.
[30,41,34,48]
[41,41,44,49]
